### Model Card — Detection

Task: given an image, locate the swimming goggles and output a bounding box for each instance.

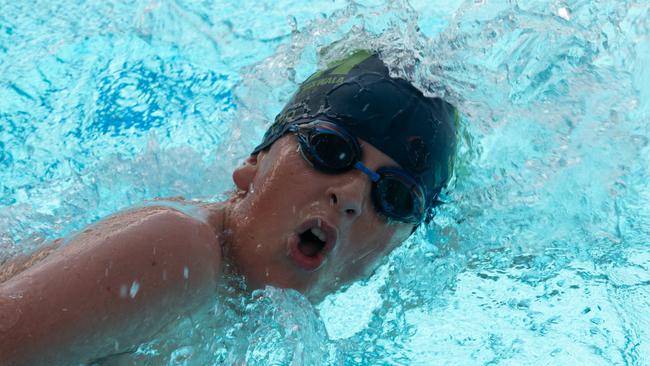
[289,120,426,224]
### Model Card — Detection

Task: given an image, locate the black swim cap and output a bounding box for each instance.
[252,50,458,212]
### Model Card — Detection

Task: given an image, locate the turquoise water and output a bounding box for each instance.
[1,0,649,365]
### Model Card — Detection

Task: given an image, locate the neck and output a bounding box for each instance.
[201,201,228,245]
[204,198,240,265]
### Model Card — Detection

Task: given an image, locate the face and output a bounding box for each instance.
[227,134,414,302]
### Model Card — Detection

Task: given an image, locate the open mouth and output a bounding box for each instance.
[287,218,337,271]
[298,227,327,257]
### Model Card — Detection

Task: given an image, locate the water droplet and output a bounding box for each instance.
[590,317,603,325]
[129,281,140,298]
[287,15,298,32]
[119,284,128,298]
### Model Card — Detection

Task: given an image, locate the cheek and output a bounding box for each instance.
[241,147,321,230]
[337,225,404,283]
[250,152,302,203]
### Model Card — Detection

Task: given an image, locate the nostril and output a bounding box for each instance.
[328,190,361,217]
[330,193,338,205]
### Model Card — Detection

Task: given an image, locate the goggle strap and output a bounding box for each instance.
[354,161,380,182]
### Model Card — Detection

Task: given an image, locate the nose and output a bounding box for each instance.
[326,171,371,220]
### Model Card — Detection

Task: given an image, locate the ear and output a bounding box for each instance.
[232,153,261,193]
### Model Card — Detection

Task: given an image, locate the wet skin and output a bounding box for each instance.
[0,134,413,364]
[226,134,414,302]
[0,205,223,365]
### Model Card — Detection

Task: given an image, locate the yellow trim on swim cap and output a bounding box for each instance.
[328,50,373,75]
[299,50,374,93]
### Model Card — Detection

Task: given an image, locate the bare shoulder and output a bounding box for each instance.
[0,238,64,284]
[0,202,224,286]
[63,203,225,291]
[0,202,225,365]
[91,202,219,239]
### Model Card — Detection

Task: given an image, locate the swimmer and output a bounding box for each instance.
[0,50,457,365]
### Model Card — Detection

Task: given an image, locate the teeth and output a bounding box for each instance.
[310,227,327,242]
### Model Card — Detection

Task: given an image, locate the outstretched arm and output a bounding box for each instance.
[0,205,222,365]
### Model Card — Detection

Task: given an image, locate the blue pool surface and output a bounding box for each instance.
[1,0,649,365]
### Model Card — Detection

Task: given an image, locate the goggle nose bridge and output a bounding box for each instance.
[290,120,426,224]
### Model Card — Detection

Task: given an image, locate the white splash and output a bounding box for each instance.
[557,7,571,20]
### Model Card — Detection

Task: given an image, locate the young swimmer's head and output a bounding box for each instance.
[254,50,458,221]
[227,51,458,301]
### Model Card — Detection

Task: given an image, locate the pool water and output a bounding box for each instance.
[1,0,649,365]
